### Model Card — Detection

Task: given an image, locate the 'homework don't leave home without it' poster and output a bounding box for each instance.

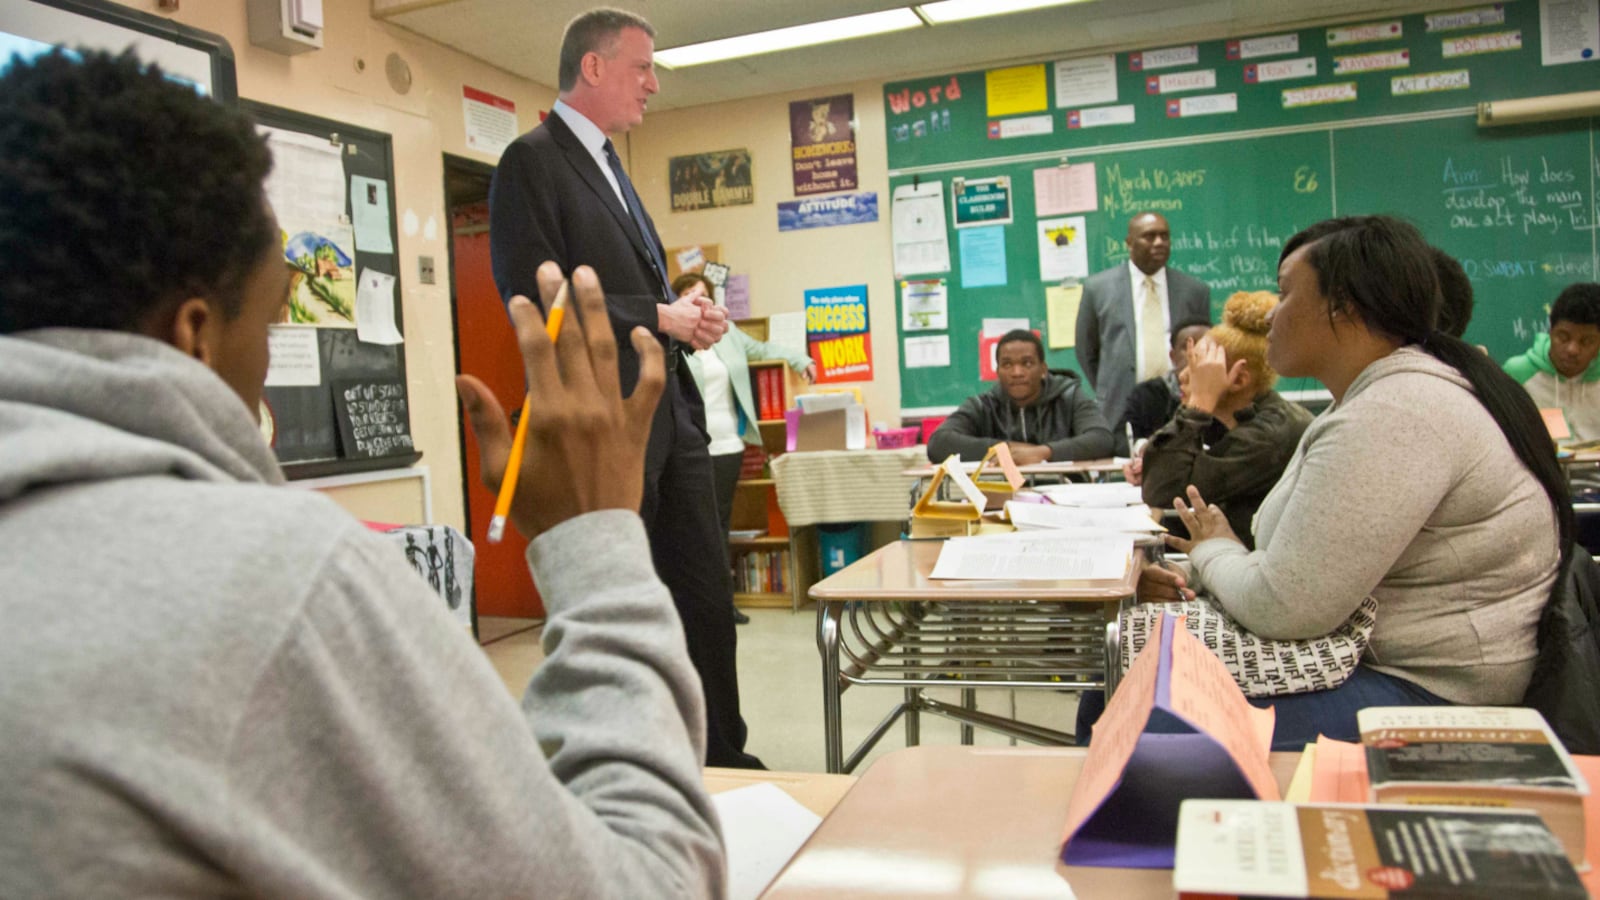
[805,285,873,384]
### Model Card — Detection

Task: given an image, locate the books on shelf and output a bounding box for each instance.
[753,366,788,421]
[732,547,789,595]
[739,444,767,480]
[1358,705,1589,866]
[1174,799,1587,898]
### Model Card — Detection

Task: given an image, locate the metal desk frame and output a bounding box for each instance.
[811,540,1141,774]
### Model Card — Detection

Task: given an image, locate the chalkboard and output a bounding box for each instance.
[886,2,1600,411]
[333,376,416,460]
[885,2,1583,170]
[246,102,419,475]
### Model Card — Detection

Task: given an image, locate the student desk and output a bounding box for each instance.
[703,768,857,818]
[809,540,1143,774]
[763,744,1301,899]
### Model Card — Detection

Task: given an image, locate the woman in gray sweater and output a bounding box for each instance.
[1150,216,1571,748]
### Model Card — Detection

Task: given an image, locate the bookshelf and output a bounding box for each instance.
[728,317,806,609]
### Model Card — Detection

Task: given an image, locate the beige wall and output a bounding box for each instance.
[629,84,902,428]
[107,0,558,529]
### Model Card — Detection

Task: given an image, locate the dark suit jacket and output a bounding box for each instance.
[1074,264,1211,430]
[489,111,671,397]
[489,112,700,472]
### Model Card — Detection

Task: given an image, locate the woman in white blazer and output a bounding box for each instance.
[676,273,814,623]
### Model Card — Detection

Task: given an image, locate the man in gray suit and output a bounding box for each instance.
[1075,212,1212,453]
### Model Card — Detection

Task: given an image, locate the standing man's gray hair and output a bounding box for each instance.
[558,8,655,92]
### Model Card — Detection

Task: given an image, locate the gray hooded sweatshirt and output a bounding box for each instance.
[0,329,724,898]
[1189,347,1560,704]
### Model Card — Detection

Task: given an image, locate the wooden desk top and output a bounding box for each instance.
[764,745,1299,899]
[808,539,1141,603]
[703,768,857,819]
[904,457,1126,478]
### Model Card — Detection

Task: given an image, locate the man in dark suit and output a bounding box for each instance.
[488,8,763,768]
[1075,212,1212,453]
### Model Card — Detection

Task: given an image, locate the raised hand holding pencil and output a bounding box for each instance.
[456,262,666,541]
[485,281,567,544]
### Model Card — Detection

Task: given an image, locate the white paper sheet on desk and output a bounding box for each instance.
[1006,501,1164,533]
[1034,481,1144,508]
[713,783,823,900]
[932,531,1132,580]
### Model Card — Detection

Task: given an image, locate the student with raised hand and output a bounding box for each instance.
[0,49,722,898]
[1136,292,1312,549]
[927,328,1113,464]
[1142,216,1568,749]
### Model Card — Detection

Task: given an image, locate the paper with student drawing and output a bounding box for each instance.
[932,530,1133,580]
[891,181,951,277]
[354,268,403,345]
[261,127,353,263]
[1006,501,1164,533]
[1038,216,1089,281]
[712,783,822,900]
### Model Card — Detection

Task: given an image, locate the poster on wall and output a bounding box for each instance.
[260,126,357,327]
[789,93,858,195]
[805,285,873,384]
[952,176,1013,227]
[669,149,754,212]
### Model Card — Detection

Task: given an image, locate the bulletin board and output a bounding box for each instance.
[245,101,420,478]
[884,1,1600,411]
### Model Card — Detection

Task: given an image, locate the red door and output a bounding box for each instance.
[451,199,544,618]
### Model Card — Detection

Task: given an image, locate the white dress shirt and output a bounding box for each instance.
[1128,260,1172,379]
[551,100,626,209]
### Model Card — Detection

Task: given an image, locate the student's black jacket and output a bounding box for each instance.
[927,370,1113,462]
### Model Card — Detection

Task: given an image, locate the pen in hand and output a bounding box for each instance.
[487,281,569,544]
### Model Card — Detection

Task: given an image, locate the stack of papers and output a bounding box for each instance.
[1033,482,1144,508]
[1005,501,1164,533]
[930,530,1132,580]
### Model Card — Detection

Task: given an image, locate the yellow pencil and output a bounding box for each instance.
[487,282,568,544]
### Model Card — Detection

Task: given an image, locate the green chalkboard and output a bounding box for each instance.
[894,131,1336,408]
[1333,116,1599,363]
[887,1,1600,411]
[885,2,1580,171]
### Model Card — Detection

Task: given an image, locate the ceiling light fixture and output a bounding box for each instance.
[654,9,924,69]
[914,0,1093,25]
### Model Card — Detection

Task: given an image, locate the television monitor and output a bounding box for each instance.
[0,0,236,102]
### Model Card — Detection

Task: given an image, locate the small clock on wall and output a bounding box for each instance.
[258,397,276,448]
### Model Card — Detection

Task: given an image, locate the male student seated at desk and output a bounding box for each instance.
[926,329,1113,464]
[0,50,722,898]
[1116,318,1211,451]
[1505,282,1600,453]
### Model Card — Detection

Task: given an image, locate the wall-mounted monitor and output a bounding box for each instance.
[0,0,236,102]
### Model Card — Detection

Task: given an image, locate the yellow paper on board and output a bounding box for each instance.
[985,64,1048,117]
[1046,285,1083,349]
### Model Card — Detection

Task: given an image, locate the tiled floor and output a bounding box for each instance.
[479,608,1081,774]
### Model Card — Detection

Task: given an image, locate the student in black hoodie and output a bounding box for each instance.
[928,329,1114,464]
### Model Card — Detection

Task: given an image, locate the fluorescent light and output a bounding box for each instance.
[654,9,924,68]
[915,0,1092,25]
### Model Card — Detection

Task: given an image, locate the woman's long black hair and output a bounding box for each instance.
[1280,216,1573,563]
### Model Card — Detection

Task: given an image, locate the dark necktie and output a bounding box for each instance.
[603,139,669,297]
